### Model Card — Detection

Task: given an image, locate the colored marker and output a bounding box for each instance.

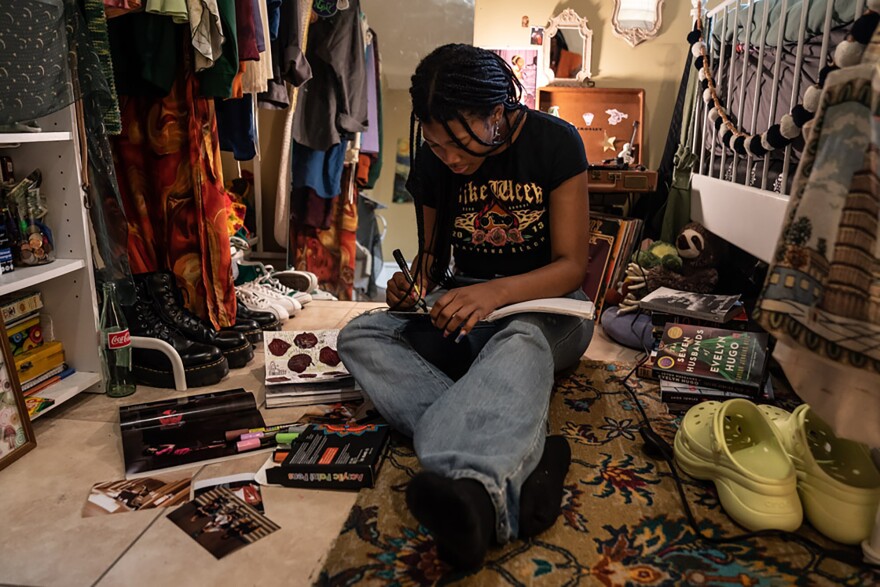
[225,422,301,441]
[275,431,300,445]
[236,436,276,453]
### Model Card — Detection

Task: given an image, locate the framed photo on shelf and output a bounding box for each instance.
[0,319,36,472]
[483,47,540,110]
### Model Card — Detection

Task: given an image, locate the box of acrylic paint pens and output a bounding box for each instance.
[266,423,390,490]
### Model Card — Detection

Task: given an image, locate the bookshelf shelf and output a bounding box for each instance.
[0,259,86,297]
[0,131,73,146]
[30,371,102,420]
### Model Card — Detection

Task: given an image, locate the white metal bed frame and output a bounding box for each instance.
[688,0,880,564]
[689,0,865,263]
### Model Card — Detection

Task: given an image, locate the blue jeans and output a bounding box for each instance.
[337,288,594,542]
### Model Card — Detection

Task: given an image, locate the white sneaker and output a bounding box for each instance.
[239,282,301,316]
[236,286,289,321]
[272,268,318,294]
[257,274,312,305]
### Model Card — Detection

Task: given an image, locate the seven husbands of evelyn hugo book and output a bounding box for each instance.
[119,388,266,479]
[653,323,770,395]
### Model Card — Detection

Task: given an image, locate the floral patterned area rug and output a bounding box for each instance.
[316,360,877,586]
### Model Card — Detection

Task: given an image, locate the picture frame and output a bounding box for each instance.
[483,47,540,111]
[0,319,36,471]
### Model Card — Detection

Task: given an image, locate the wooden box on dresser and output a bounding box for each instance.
[0,106,104,420]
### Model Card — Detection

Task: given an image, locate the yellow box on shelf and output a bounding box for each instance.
[15,340,64,387]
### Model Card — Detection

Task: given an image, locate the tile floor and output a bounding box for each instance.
[0,301,639,587]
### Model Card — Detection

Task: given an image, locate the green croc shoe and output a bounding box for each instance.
[674,399,803,532]
[769,404,880,545]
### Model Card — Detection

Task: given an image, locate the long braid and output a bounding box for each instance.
[407,44,527,289]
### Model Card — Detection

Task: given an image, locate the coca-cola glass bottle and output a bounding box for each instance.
[100,282,136,397]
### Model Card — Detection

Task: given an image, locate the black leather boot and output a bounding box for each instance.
[138,272,254,369]
[226,316,263,345]
[236,301,281,332]
[125,280,229,388]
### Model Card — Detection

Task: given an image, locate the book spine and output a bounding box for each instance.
[654,370,762,396]
[659,389,750,404]
[1,292,43,325]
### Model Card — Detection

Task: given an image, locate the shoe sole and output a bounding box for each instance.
[674,432,802,532]
[133,355,230,389]
[223,342,254,369]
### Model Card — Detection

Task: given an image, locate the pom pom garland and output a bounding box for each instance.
[803,85,821,113]
[779,114,800,139]
[765,125,789,149]
[833,40,865,68]
[852,12,880,44]
[690,0,878,156]
[748,134,768,156]
[791,104,813,127]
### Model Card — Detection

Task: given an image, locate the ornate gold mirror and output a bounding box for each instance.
[611,0,665,47]
[542,8,593,84]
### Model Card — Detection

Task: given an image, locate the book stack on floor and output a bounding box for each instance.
[0,291,76,412]
[637,287,773,413]
[652,322,772,413]
[263,330,361,408]
[584,213,643,316]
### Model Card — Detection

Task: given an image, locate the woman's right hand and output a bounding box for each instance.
[386,271,421,310]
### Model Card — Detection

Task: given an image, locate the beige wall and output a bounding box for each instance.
[363,86,419,261]
[474,0,692,170]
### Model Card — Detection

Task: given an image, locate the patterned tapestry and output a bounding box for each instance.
[756,63,880,375]
[317,361,874,586]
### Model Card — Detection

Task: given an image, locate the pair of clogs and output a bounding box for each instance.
[674,399,880,545]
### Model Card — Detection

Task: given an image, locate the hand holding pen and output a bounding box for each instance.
[390,249,429,312]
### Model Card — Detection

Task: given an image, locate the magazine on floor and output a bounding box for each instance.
[119,388,268,479]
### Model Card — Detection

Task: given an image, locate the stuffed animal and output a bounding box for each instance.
[618,222,726,313]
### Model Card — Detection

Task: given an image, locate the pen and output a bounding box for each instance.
[392,249,428,312]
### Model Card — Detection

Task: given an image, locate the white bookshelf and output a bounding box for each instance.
[0,107,105,418]
[0,132,73,145]
[30,372,102,420]
[0,259,86,297]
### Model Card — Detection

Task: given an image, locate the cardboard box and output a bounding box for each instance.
[266,424,390,490]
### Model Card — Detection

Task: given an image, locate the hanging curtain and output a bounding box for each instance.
[112,49,237,328]
[755,58,880,446]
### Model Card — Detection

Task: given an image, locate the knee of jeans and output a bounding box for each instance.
[500,320,552,352]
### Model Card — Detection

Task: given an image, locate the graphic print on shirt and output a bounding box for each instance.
[453,179,546,255]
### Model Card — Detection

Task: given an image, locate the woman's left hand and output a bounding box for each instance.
[430,282,505,338]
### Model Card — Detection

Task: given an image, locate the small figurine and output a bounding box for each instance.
[617,142,635,166]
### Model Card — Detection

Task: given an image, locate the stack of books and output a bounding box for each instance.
[584,213,643,316]
[0,291,76,402]
[651,322,772,413]
[263,330,361,408]
[635,287,773,413]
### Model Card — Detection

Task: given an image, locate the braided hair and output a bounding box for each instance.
[407,44,527,291]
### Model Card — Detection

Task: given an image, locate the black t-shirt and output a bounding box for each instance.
[412,110,587,278]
